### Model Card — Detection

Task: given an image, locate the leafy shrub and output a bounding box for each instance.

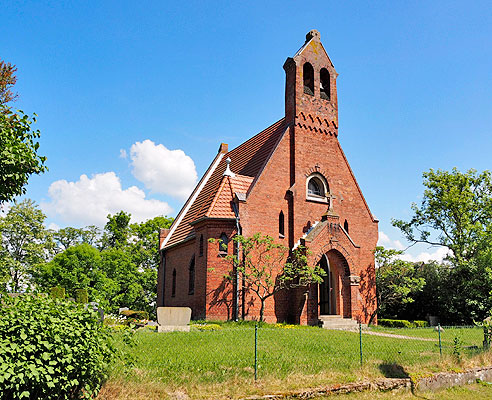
[378,319,430,328]
[0,294,113,399]
[120,309,149,321]
[75,289,88,304]
[191,323,222,331]
[49,286,65,299]
[378,319,414,328]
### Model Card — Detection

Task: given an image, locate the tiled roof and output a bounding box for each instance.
[207,175,254,219]
[162,118,287,249]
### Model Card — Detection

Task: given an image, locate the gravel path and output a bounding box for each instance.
[362,330,436,341]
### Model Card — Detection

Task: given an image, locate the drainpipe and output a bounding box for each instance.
[232,201,241,321]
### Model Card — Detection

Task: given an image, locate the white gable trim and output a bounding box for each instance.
[161,153,225,250]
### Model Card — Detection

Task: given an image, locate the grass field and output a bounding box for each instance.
[97,322,492,400]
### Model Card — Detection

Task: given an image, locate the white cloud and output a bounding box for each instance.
[378,231,405,250]
[399,247,451,263]
[119,149,127,159]
[378,231,450,263]
[129,139,197,200]
[42,172,173,227]
[0,203,11,216]
[47,222,60,231]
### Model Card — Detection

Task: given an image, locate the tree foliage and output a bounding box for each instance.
[0,60,18,105]
[0,199,53,292]
[215,233,325,321]
[371,246,425,324]
[0,294,113,399]
[33,212,173,315]
[0,59,47,203]
[392,168,492,265]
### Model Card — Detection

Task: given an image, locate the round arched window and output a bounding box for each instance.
[308,178,324,197]
[306,173,329,202]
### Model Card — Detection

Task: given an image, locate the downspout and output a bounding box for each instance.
[232,200,241,321]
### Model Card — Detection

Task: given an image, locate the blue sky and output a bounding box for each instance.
[2,1,491,260]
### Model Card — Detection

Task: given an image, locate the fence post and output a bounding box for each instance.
[254,322,258,380]
[359,322,363,367]
[438,323,442,357]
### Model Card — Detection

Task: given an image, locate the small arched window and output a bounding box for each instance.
[306,173,329,202]
[279,211,285,238]
[171,268,177,297]
[199,235,204,257]
[308,177,324,197]
[188,256,195,295]
[303,63,314,96]
[344,219,349,234]
[219,233,228,254]
[320,68,330,100]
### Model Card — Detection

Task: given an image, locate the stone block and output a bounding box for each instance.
[157,307,191,332]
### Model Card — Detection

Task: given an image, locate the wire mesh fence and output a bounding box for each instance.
[111,322,491,386]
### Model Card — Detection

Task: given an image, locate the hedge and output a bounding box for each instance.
[378,319,429,328]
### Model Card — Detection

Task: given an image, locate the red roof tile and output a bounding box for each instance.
[207,174,254,219]
[162,118,287,249]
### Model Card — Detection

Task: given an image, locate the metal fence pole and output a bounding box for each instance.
[254,323,258,380]
[359,322,363,367]
[438,323,442,357]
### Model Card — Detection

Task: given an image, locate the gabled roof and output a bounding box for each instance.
[206,174,254,219]
[162,118,287,249]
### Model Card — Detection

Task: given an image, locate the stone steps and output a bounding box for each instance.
[319,315,362,331]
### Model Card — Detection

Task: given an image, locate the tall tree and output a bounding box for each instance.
[0,199,53,292]
[0,59,47,203]
[214,233,325,321]
[392,168,492,265]
[0,60,18,105]
[100,211,131,249]
[371,246,425,324]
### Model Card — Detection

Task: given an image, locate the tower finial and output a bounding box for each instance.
[223,157,236,177]
[306,29,320,42]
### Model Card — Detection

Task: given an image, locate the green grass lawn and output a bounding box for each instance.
[98,323,492,400]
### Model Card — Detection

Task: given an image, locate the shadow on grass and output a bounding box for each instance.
[378,363,432,399]
[379,363,410,379]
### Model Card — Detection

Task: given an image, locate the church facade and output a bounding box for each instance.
[157,30,378,325]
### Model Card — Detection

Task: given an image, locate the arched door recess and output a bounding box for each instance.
[318,254,336,315]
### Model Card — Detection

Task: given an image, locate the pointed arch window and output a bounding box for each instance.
[171,268,177,297]
[219,233,228,255]
[303,63,314,96]
[320,68,330,100]
[199,234,204,257]
[279,211,285,238]
[343,219,349,234]
[188,256,195,295]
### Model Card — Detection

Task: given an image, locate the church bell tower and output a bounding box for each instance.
[283,30,339,135]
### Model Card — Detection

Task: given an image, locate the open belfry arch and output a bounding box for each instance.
[157,30,378,325]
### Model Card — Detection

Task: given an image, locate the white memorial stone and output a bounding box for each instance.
[157,307,192,332]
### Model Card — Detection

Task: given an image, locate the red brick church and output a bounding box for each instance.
[157,30,378,325]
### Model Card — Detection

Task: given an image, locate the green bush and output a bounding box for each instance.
[191,323,222,331]
[378,319,414,328]
[378,319,430,328]
[120,309,149,320]
[0,294,113,399]
[49,286,65,299]
[74,289,88,304]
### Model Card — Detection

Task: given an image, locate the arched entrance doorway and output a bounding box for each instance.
[316,250,352,318]
[318,254,336,315]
